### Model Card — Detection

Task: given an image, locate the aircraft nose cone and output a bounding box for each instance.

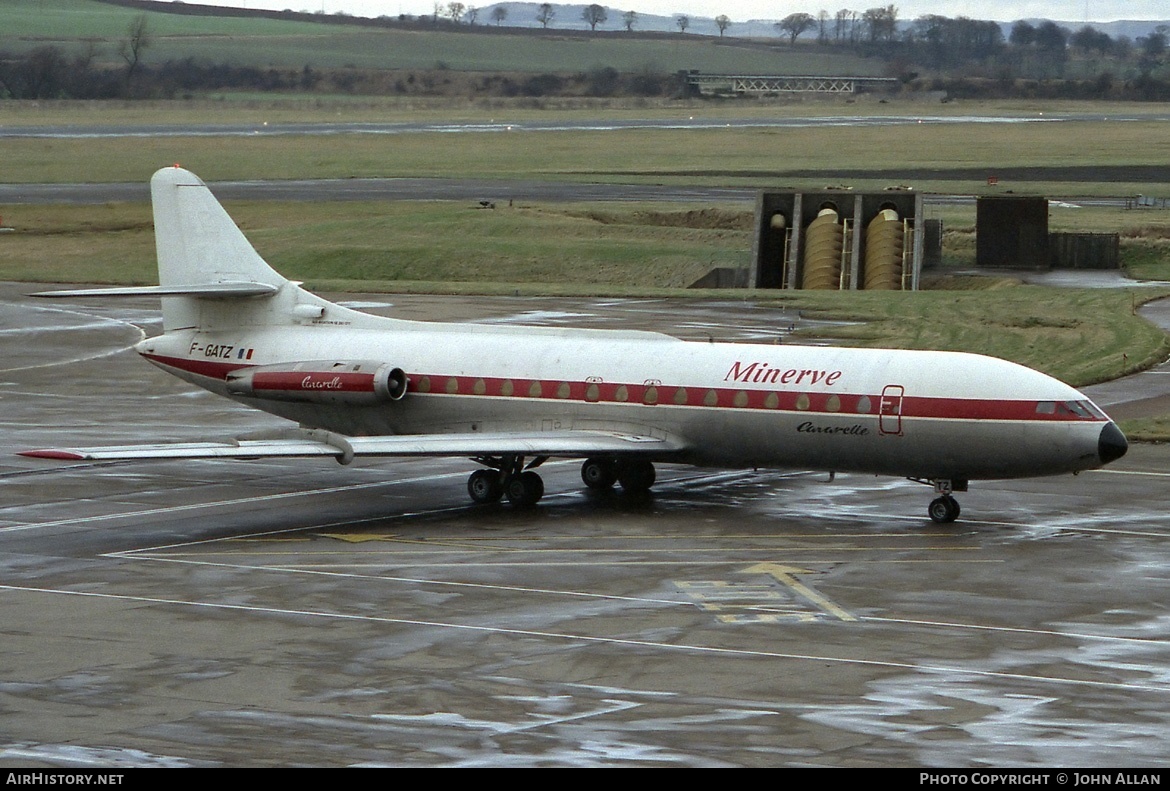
[1098,422,1128,465]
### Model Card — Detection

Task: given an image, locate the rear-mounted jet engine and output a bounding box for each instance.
[226,361,408,405]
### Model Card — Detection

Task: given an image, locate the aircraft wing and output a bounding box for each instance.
[29,282,280,298]
[19,429,685,463]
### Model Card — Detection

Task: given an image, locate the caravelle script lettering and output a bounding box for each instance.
[301,375,344,390]
[725,361,842,387]
[797,422,869,435]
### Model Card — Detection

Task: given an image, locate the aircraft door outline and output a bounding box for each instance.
[879,384,904,436]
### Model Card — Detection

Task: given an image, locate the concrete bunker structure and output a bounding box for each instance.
[751,190,924,291]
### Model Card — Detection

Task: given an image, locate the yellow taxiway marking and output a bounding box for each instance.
[209,559,1002,568]
[741,562,857,621]
[139,546,985,558]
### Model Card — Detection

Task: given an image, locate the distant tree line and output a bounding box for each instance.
[5,2,1168,101]
[0,46,327,99]
[773,6,1168,85]
[0,48,676,100]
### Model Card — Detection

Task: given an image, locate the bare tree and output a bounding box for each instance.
[676,15,690,33]
[582,4,607,31]
[536,3,555,28]
[446,2,465,23]
[623,10,638,31]
[776,12,815,44]
[119,14,151,80]
[834,8,856,43]
[715,15,731,37]
[465,5,479,25]
[861,4,897,43]
[491,6,507,25]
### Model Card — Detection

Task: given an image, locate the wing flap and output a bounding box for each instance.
[346,430,682,457]
[30,282,280,299]
[19,439,340,461]
[20,430,685,463]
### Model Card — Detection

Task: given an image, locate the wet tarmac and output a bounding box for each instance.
[2,284,1170,767]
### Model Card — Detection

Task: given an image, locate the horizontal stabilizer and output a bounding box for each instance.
[19,429,686,463]
[30,282,280,299]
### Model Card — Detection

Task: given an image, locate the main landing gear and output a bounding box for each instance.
[919,478,967,524]
[467,455,547,507]
[580,457,656,494]
[466,456,658,508]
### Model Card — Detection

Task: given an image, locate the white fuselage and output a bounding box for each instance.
[136,309,1112,482]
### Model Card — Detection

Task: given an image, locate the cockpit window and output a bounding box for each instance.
[1047,400,1103,419]
[1082,401,1108,419]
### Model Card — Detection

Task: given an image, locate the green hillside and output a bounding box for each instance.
[0,0,881,74]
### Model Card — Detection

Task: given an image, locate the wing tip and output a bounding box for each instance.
[18,450,87,460]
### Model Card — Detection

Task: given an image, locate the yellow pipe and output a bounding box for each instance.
[863,208,904,290]
[801,208,843,290]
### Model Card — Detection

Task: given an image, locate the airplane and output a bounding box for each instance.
[20,166,1129,524]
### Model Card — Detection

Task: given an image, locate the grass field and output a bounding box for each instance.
[0,0,877,74]
[2,197,1167,392]
[0,200,743,288]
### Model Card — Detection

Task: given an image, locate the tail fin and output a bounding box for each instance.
[35,167,353,333]
[151,166,286,294]
[152,166,294,332]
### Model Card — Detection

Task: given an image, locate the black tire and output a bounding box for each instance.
[928,495,960,523]
[581,457,617,490]
[506,471,544,507]
[468,469,503,504]
[617,460,656,493]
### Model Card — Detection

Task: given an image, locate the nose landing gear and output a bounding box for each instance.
[928,494,961,523]
[915,478,967,524]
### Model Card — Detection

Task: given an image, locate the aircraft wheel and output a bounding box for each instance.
[581,457,617,490]
[928,495,960,524]
[506,471,544,507]
[617,460,656,493]
[468,469,503,504]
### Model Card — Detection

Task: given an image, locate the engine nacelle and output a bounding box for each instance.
[226,361,408,405]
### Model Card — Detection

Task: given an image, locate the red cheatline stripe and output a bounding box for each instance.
[142,355,1102,424]
[143,353,249,379]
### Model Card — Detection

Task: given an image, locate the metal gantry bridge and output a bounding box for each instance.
[682,72,900,96]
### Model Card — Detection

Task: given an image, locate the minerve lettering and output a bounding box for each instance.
[725,361,842,387]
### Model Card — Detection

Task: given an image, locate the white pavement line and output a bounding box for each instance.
[1,581,1168,696]
[0,471,465,534]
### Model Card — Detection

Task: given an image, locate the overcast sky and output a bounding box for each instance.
[207,0,1167,24]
